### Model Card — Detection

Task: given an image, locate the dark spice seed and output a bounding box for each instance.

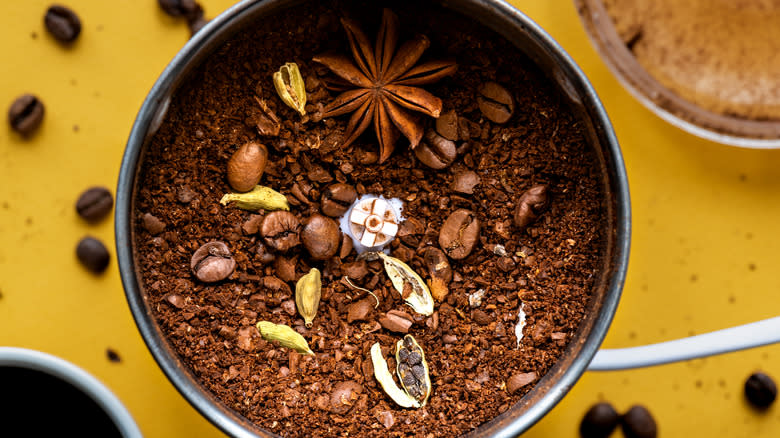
[579,402,619,438]
[106,348,121,363]
[76,236,110,274]
[157,0,200,18]
[75,187,113,222]
[44,5,82,43]
[620,405,657,438]
[745,372,777,409]
[8,94,45,136]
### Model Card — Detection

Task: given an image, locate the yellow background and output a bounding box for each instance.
[2,0,779,436]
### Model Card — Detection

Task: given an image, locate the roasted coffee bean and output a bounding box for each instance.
[620,405,657,438]
[415,130,457,170]
[190,241,235,283]
[579,402,619,438]
[438,209,480,260]
[261,211,301,252]
[227,141,268,192]
[745,372,777,408]
[8,94,45,136]
[157,0,200,18]
[514,185,549,230]
[321,183,357,217]
[75,186,113,222]
[76,236,110,274]
[301,214,340,260]
[477,81,514,123]
[44,5,81,43]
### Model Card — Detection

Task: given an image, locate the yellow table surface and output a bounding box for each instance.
[2,0,780,436]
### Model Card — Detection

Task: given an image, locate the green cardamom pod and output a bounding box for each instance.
[370,343,420,408]
[395,335,431,406]
[377,253,434,316]
[295,268,321,328]
[273,62,307,116]
[256,321,314,355]
[220,185,289,212]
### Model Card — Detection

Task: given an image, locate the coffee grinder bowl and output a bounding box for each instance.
[115,0,631,436]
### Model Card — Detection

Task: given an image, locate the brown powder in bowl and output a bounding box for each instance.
[604,0,780,120]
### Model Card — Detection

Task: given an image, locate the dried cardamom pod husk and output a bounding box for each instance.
[395,335,431,406]
[256,321,314,355]
[220,185,289,211]
[295,268,321,327]
[370,343,420,408]
[273,62,307,116]
[377,253,434,316]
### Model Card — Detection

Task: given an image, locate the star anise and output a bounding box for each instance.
[313,9,457,163]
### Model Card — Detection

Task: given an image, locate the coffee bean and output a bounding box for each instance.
[44,5,81,43]
[579,402,619,438]
[8,94,45,136]
[620,405,657,438]
[227,141,268,192]
[321,183,357,217]
[190,241,235,283]
[301,214,340,260]
[76,236,110,274]
[157,0,200,19]
[745,372,777,408]
[477,81,514,123]
[261,211,301,252]
[75,186,113,222]
[438,209,480,260]
[514,185,549,230]
[415,130,456,169]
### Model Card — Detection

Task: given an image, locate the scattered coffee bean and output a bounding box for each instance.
[415,130,457,170]
[157,0,201,19]
[620,405,657,438]
[75,186,113,222]
[142,213,166,235]
[261,211,301,252]
[76,236,110,274]
[44,5,81,43]
[106,348,121,363]
[8,94,45,136]
[329,381,363,414]
[506,371,537,394]
[745,372,777,408]
[579,402,619,438]
[301,215,340,260]
[514,185,549,230]
[190,241,236,283]
[450,170,481,195]
[227,141,267,192]
[477,81,514,123]
[321,183,357,217]
[438,209,480,260]
[435,109,459,141]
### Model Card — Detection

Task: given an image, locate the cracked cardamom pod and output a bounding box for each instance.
[256,321,314,355]
[377,253,434,316]
[395,335,431,406]
[370,343,420,408]
[295,268,321,327]
[220,185,289,211]
[273,62,306,116]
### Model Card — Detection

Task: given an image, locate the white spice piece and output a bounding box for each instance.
[515,303,527,348]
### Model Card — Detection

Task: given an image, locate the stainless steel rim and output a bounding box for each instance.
[116,1,630,436]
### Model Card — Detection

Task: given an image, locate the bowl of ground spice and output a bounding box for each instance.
[575,0,780,147]
[116,0,630,436]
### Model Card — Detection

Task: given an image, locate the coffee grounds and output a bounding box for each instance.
[133,1,608,436]
[603,0,780,120]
